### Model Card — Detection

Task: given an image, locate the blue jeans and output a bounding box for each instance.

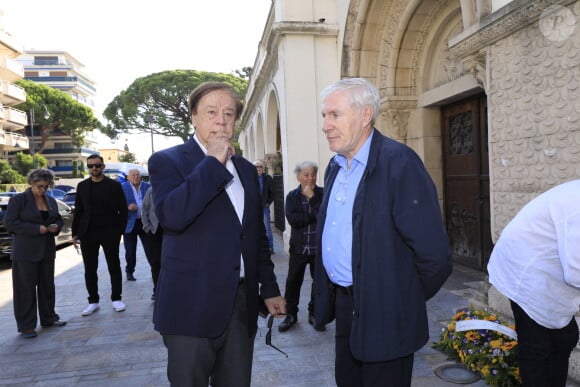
[263,206,273,249]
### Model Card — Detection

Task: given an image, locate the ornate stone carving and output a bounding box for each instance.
[462,50,487,90]
[386,110,411,142]
[450,0,577,59]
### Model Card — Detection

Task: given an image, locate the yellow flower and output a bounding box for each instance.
[501,341,517,351]
[490,339,502,348]
[453,310,466,320]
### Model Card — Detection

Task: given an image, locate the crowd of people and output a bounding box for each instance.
[5,78,578,386]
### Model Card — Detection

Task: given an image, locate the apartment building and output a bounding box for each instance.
[0,17,28,159]
[16,50,99,177]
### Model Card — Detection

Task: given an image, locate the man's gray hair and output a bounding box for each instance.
[27,168,55,186]
[320,77,380,126]
[253,160,264,167]
[294,161,318,176]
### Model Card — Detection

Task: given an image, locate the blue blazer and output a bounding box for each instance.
[121,181,150,233]
[4,189,63,262]
[148,138,280,338]
[314,129,452,362]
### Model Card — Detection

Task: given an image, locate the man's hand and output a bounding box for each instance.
[207,136,235,165]
[128,203,138,211]
[264,296,286,317]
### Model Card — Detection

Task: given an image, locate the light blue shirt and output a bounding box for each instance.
[321,132,373,286]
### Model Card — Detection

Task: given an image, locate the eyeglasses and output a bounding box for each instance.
[34,184,50,190]
[87,163,104,169]
[266,315,288,357]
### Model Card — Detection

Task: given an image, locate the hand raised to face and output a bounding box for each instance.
[206,136,235,165]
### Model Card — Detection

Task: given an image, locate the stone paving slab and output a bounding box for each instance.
[0,230,570,386]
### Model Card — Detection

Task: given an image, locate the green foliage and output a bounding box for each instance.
[79,160,85,178]
[11,152,47,176]
[72,160,78,178]
[119,153,136,163]
[102,70,249,144]
[15,79,102,152]
[234,67,253,80]
[433,307,521,386]
[0,160,26,184]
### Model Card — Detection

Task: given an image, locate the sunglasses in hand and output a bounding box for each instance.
[266,315,288,357]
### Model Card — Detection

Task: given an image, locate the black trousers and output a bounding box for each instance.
[334,287,414,387]
[162,282,255,387]
[510,300,579,387]
[80,228,123,303]
[145,227,162,292]
[283,252,315,316]
[12,256,60,332]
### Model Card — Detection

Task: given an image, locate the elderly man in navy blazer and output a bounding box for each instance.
[148,81,286,386]
[315,78,452,386]
[121,168,150,281]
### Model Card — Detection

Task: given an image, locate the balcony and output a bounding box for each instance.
[1,106,27,130]
[0,56,24,82]
[24,76,97,93]
[0,31,23,57]
[0,81,26,106]
[0,130,29,152]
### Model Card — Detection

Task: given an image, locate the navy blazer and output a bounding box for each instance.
[4,189,63,262]
[121,180,150,233]
[314,129,452,362]
[149,138,280,338]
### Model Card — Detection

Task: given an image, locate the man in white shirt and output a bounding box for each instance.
[488,179,580,387]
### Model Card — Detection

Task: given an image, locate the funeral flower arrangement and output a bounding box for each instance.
[433,306,521,386]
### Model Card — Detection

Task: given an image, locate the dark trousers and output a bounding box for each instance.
[80,228,123,303]
[284,252,315,316]
[162,282,255,387]
[145,227,163,292]
[123,218,150,275]
[12,257,60,332]
[510,300,579,387]
[335,288,414,387]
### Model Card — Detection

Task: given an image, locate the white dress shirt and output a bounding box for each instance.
[487,179,580,329]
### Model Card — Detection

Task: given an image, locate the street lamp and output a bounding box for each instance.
[148,114,155,154]
[29,105,50,169]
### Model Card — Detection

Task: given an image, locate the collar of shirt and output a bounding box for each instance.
[193,133,208,154]
[333,130,373,172]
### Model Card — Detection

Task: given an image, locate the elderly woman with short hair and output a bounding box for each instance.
[4,168,66,338]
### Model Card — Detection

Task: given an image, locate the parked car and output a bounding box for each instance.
[53,185,75,193]
[62,191,76,210]
[47,188,67,200]
[0,198,75,259]
[0,192,19,205]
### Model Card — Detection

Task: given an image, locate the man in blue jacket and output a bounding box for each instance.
[314,78,452,386]
[149,82,286,386]
[121,168,150,281]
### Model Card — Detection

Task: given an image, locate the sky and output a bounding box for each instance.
[0,0,271,162]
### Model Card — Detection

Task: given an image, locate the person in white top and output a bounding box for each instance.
[488,179,580,387]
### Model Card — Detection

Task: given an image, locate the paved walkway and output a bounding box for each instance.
[0,231,534,386]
